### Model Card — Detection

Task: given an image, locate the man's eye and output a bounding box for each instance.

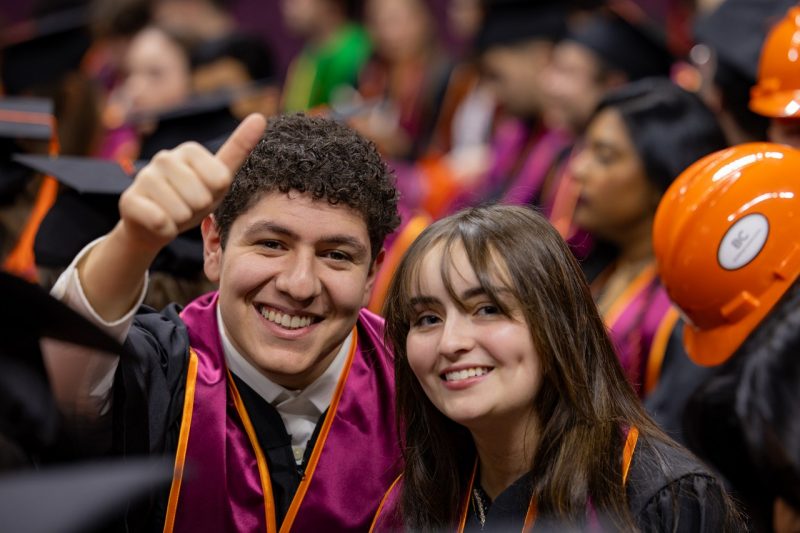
[325,250,351,262]
[261,240,284,250]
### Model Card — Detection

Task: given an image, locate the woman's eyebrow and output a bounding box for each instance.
[409,295,439,307]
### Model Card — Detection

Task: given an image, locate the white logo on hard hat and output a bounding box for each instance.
[717,213,769,270]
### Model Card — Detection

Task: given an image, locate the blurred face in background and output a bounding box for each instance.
[482,40,553,118]
[542,41,612,133]
[123,26,192,115]
[281,0,329,38]
[447,0,483,42]
[366,0,433,62]
[570,108,659,242]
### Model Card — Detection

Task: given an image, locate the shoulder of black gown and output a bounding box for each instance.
[626,435,735,532]
[115,303,190,456]
[111,303,190,531]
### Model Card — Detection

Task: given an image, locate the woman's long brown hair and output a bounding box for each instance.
[383,205,677,530]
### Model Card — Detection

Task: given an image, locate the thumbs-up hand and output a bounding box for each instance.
[118,113,267,250]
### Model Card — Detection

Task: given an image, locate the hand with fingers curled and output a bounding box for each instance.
[118,113,267,252]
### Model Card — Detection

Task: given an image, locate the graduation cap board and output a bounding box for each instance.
[12,154,142,195]
[0,458,174,533]
[694,0,797,80]
[566,2,675,80]
[11,93,239,195]
[0,97,54,141]
[0,97,56,201]
[133,92,240,159]
[476,0,569,51]
[0,6,92,96]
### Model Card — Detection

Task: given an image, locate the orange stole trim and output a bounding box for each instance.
[622,427,639,486]
[368,474,404,533]
[368,214,431,314]
[643,307,680,396]
[454,427,641,532]
[457,461,479,532]
[3,130,61,282]
[280,328,359,532]
[228,371,277,531]
[548,162,579,240]
[602,263,658,329]
[163,349,199,533]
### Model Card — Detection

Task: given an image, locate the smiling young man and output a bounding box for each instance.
[43,113,401,531]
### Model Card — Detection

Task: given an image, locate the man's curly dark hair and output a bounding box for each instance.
[214,113,400,260]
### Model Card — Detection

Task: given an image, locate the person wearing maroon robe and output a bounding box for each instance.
[43,113,403,531]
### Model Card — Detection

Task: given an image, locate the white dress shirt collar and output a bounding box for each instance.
[216,306,352,454]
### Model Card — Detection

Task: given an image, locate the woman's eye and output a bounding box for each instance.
[594,148,618,166]
[476,304,500,316]
[414,314,440,327]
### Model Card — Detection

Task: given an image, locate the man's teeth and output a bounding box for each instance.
[443,367,491,382]
[261,307,313,329]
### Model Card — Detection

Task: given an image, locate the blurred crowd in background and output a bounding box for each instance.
[2,0,800,530]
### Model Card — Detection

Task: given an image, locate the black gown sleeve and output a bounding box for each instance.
[627,437,741,533]
[636,472,731,532]
[112,304,190,532]
[114,304,190,458]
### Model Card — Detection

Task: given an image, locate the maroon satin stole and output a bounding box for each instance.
[163,292,401,532]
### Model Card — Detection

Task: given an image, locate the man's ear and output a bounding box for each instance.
[362,248,385,308]
[201,215,222,283]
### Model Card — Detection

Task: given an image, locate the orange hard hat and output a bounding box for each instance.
[653,143,800,366]
[750,7,800,118]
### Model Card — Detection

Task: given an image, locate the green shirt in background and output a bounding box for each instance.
[283,24,372,112]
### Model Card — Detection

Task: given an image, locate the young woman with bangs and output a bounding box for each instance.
[371,204,740,532]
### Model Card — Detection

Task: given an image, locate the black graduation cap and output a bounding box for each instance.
[0,97,55,203]
[13,153,206,275]
[694,0,796,81]
[191,33,277,87]
[566,3,675,80]
[14,93,237,271]
[0,457,174,533]
[0,6,92,95]
[0,271,123,456]
[12,154,141,195]
[133,92,240,159]
[476,0,570,51]
[0,97,54,141]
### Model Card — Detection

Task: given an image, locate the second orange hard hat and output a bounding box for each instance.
[750,7,800,118]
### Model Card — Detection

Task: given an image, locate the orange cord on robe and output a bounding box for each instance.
[2,129,61,283]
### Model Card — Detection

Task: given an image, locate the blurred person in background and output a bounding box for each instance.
[691,0,795,146]
[0,3,99,282]
[655,142,800,532]
[281,0,371,112]
[106,23,194,156]
[569,78,727,399]
[438,0,571,213]
[543,3,673,138]
[151,0,237,44]
[191,33,280,120]
[542,2,674,259]
[350,0,451,161]
[749,4,800,148]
